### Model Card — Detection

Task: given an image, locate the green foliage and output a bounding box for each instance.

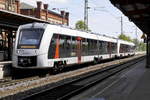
[118,34,146,51]
[132,38,146,51]
[118,34,132,42]
[75,20,89,31]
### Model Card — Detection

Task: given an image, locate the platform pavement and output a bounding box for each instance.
[99,58,150,100]
[70,57,150,100]
[95,58,150,100]
[127,62,150,100]
[0,61,12,79]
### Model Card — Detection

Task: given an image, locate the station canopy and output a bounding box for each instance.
[110,0,150,34]
[0,9,48,29]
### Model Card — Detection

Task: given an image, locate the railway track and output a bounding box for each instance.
[0,76,39,88]
[20,56,145,100]
[0,77,11,84]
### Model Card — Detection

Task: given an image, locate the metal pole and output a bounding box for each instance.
[146,34,150,68]
[84,0,88,30]
[135,27,138,51]
[121,16,123,35]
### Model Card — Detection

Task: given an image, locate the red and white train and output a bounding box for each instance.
[12,23,135,72]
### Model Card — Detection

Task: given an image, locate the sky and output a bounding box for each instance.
[20,0,143,40]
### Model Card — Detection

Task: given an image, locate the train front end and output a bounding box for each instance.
[12,23,48,69]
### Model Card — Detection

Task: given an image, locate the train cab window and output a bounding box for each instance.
[18,28,44,49]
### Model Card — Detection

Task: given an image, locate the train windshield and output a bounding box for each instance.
[18,29,44,49]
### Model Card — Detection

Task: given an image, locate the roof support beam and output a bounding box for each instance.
[112,0,150,5]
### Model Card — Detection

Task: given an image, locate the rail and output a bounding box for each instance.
[0,54,145,99]
[21,56,145,100]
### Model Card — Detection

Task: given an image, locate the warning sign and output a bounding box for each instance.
[141,34,146,39]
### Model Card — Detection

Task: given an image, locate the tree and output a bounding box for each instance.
[118,34,132,42]
[75,20,88,31]
[132,38,146,51]
[118,34,146,51]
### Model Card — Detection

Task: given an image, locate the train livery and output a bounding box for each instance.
[12,23,135,72]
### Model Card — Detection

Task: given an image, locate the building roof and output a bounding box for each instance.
[0,9,48,29]
[20,2,64,18]
[20,2,35,9]
[110,0,150,34]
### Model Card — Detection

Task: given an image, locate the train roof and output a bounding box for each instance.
[118,39,135,46]
[19,23,135,45]
[46,24,118,43]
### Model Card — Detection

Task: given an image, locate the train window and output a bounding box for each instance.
[111,43,117,53]
[101,41,108,54]
[93,40,98,55]
[99,41,102,54]
[107,42,111,54]
[120,44,124,53]
[87,39,92,55]
[59,35,71,58]
[0,40,2,51]
[120,44,129,53]
[48,34,58,59]
[82,38,88,56]
[71,37,77,57]
[87,39,98,55]
[48,34,74,59]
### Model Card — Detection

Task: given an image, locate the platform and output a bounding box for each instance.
[70,57,150,100]
[0,61,12,79]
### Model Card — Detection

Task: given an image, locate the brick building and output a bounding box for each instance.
[20,1,69,25]
[0,0,69,25]
[0,0,19,13]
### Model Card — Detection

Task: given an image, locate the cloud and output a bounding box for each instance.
[20,0,38,6]
[48,0,68,4]
[20,0,69,6]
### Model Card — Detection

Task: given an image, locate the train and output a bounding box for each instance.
[12,23,135,73]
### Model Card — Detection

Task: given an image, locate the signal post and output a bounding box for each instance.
[146,34,150,68]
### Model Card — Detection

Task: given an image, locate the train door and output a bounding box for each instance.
[77,37,82,63]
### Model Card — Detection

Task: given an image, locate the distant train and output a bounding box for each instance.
[12,23,135,72]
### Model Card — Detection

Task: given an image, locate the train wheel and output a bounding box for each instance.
[51,62,64,74]
[93,57,98,64]
[52,64,59,74]
[59,64,64,72]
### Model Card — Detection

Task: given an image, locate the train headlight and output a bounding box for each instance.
[16,50,20,54]
[35,50,37,55]
[16,50,24,54]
